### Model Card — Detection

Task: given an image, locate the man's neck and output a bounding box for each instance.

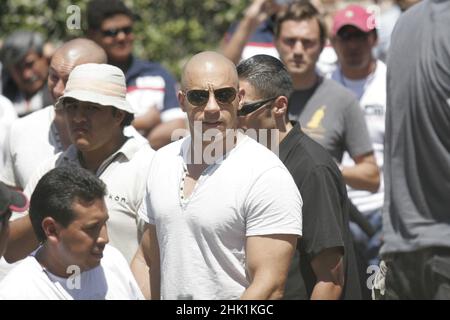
[188,130,238,176]
[109,55,132,74]
[292,71,319,91]
[278,120,293,144]
[35,245,72,278]
[79,133,127,173]
[341,59,376,80]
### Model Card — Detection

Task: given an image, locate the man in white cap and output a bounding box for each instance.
[4,63,154,265]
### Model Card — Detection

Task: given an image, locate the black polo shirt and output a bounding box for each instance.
[280,121,361,300]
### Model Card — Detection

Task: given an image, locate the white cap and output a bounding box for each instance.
[55,63,134,114]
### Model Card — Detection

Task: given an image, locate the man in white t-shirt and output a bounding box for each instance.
[132,51,302,300]
[329,4,386,296]
[0,166,143,300]
[4,63,154,265]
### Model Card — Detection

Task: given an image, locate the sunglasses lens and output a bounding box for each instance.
[214,88,237,104]
[102,26,133,37]
[187,90,209,106]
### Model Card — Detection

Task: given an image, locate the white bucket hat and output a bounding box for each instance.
[55,63,135,114]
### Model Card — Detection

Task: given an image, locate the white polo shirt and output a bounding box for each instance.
[139,134,303,300]
[24,136,155,262]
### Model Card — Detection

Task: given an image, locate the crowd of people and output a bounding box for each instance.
[0,0,448,300]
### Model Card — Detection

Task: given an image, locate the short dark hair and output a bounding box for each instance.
[112,107,134,128]
[29,166,107,242]
[0,30,44,68]
[87,0,134,31]
[237,54,294,101]
[274,0,327,47]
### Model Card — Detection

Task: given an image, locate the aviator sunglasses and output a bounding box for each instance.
[184,87,237,107]
[237,96,278,116]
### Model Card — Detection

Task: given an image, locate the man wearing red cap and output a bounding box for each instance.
[330,3,387,296]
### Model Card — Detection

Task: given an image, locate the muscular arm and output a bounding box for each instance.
[241,234,297,300]
[131,224,160,300]
[310,247,344,300]
[4,215,40,263]
[341,152,380,193]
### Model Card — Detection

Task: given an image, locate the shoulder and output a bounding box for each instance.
[0,95,16,121]
[318,78,359,107]
[10,105,53,133]
[285,133,339,182]
[235,135,286,170]
[0,257,42,294]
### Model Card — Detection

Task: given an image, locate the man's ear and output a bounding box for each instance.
[177,90,187,112]
[238,88,245,109]
[113,109,126,125]
[41,217,61,243]
[273,96,288,119]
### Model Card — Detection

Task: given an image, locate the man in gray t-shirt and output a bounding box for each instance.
[274,1,379,195]
[380,0,450,300]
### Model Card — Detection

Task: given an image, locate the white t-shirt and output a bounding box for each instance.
[0,245,144,300]
[0,95,17,170]
[331,60,387,214]
[23,136,155,262]
[139,134,303,300]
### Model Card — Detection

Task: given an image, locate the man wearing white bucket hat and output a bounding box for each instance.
[4,63,154,265]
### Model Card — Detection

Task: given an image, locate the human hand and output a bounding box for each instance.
[244,0,279,26]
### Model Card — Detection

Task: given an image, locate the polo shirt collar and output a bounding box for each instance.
[62,136,144,169]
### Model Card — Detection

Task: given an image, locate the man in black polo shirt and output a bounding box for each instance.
[237,54,361,299]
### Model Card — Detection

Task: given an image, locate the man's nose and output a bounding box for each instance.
[22,67,34,80]
[116,30,127,41]
[293,40,304,55]
[70,106,87,122]
[97,224,109,245]
[204,92,221,114]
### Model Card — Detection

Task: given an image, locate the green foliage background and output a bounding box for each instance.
[0,0,248,79]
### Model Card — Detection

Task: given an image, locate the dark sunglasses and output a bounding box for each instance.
[184,87,237,107]
[101,26,133,37]
[237,96,278,116]
[337,29,370,41]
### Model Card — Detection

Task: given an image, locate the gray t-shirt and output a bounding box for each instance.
[381,0,450,255]
[289,77,373,162]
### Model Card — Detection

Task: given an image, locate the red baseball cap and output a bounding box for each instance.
[0,182,29,215]
[332,4,376,36]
